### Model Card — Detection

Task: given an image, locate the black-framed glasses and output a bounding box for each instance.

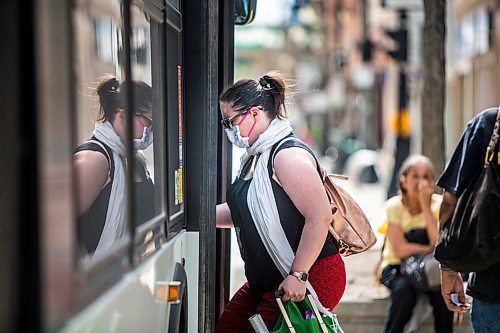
[220,108,250,129]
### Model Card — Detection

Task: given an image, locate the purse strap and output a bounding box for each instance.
[484,107,500,168]
[275,297,296,333]
[271,136,349,183]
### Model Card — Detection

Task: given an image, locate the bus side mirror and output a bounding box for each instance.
[235,0,257,25]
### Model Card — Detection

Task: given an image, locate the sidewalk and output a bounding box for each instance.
[339,181,387,302]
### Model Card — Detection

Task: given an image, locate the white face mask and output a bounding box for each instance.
[133,126,153,150]
[225,125,250,148]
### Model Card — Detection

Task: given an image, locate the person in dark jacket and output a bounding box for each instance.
[437,106,500,333]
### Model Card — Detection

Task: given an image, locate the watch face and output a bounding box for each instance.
[290,271,308,282]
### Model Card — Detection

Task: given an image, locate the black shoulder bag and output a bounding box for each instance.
[400,229,441,292]
[434,108,500,273]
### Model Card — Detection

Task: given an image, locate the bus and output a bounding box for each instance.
[0,0,256,332]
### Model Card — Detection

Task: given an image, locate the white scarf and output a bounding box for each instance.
[91,121,128,261]
[245,118,331,315]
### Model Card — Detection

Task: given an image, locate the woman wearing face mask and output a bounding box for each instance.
[215,71,346,332]
[74,75,155,260]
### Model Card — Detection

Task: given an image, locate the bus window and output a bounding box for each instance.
[165,3,185,233]
[130,4,166,259]
[72,0,131,265]
[167,0,180,10]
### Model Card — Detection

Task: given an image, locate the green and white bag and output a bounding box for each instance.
[270,294,344,333]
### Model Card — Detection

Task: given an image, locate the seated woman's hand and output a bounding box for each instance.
[423,244,435,254]
[278,275,307,302]
[417,180,433,209]
[402,244,434,259]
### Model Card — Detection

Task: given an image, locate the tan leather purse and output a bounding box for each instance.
[322,172,377,256]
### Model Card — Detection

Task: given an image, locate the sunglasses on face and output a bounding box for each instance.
[220,108,251,129]
[135,113,153,127]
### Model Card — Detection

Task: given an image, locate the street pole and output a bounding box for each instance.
[387,67,410,197]
[386,10,410,198]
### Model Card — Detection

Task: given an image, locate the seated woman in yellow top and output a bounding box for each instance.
[379,155,453,333]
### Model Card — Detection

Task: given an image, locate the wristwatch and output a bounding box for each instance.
[289,271,309,282]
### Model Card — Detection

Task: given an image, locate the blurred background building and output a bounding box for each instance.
[445,0,499,155]
[233,0,499,184]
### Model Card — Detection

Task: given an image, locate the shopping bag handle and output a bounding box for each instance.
[274,290,328,333]
[307,294,329,333]
[274,289,296,333]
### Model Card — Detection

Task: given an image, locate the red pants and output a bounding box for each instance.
[215,253,346,333]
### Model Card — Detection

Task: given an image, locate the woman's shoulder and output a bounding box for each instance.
[273,135,314,157]
[430,193,443,211]
[75,138,113,166]
[384,195,404,223]
[74,139,112,177]
[273,146,316,171]
[385,195,403,210]
[431,193,442,201]
[74,149,110,172]
[273,136,317,167]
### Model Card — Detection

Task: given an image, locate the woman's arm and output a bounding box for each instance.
[422,207,439,247]
[387,222,433,259]
[74,150,110,215]
[418,182,439,246]
[273,147,332,301]
[216,202,234,228]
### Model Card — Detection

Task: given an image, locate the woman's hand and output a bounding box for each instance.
[417,180,433,209]
[440,269,470,312]
[416,180,440,246]
[278,275,307,302]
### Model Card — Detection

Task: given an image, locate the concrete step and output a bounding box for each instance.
[338,246,472,332]
[334,297,472,333]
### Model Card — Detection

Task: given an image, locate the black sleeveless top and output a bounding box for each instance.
[75,137,155,254]
[133,158,155,227]
[227,134,338,293]
[75,138,114,254]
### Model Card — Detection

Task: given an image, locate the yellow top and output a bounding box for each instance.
[379,193,442,269]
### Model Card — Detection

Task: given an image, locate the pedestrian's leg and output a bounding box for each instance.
[256,289,282,330]
[471,298,500,333]
[215,282,260,333]
[384,275,418,333]
[427,289,453,333]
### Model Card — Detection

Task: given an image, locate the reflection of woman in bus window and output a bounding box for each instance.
[74,75,154,259]
[215,72,346,332]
